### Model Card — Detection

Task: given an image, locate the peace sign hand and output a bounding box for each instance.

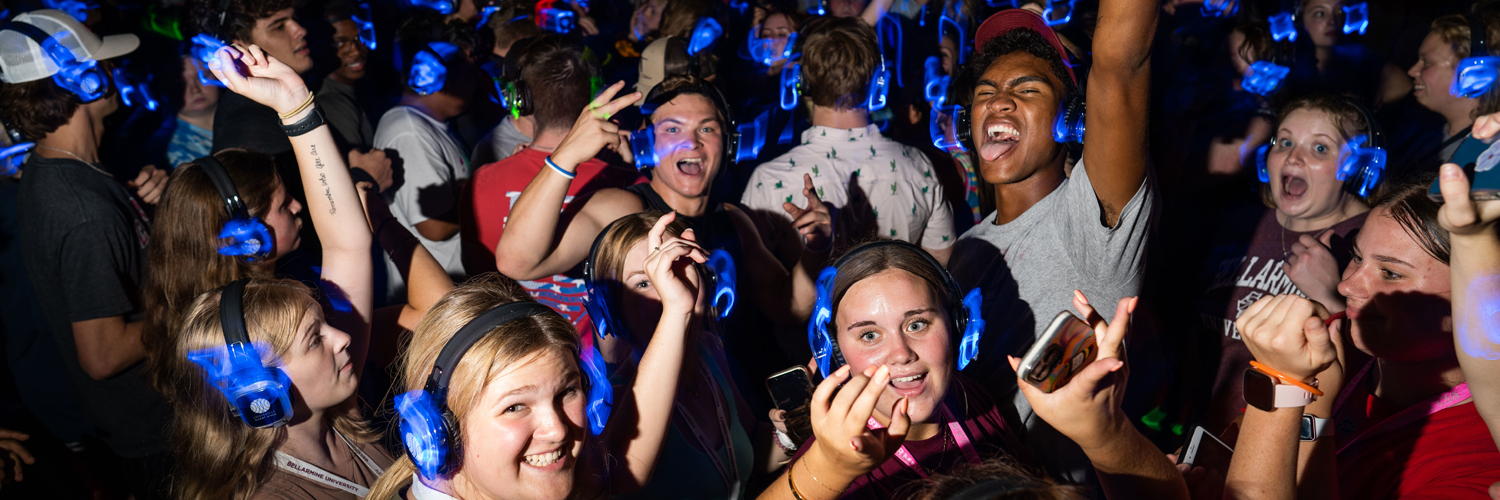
[783,174,833,252]
[552,81,641,171]
[205,44,310,117]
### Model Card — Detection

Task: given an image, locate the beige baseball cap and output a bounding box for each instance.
[635,36,674,106]
[0,9,139,84]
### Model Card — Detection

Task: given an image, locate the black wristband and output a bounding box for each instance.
[281,106,326,137]
[348,165,378,187]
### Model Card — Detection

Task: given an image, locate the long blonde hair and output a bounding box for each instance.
[166,279,375,500]
[368,273,584,499]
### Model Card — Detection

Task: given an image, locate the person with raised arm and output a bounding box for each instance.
[368,214,708,500]
[154,42,396,500]
[946,0,1158,483]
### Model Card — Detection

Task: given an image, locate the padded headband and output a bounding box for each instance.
[831,240,962,301]
[423,302,556,399]
[220,278,252,345]
[195,155,251,220]
[1336,95,1385,149]
[642,80,734,124]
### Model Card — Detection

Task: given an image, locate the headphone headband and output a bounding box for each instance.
[423,302,557,399]
[1338,95,1384,149]
[1,21,83,67]
[220,278,252,345]
[831,240,963,307]
[195,154,251,220]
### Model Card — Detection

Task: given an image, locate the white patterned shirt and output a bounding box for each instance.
[740,125,955,249]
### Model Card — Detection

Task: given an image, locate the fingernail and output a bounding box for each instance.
[1130,297,1139,313]
[850,439,861,451]
[876,365,890,380]
[836,364,851,377]
[1442,163,1462,179]
[863,364,877,377]
[898,398,908,416]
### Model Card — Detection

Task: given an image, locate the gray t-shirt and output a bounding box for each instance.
[947,161,1155,484]
[374,106,470,298]
[470,116,531,169]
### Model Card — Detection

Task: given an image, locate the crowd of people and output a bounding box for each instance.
[1,0,1499,499]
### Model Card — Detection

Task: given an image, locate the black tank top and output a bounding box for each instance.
[623,183,743,262]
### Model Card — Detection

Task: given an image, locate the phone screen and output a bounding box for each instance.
[1180,426,1234,475]
[1018,311,1098,393]
[766,366,813,411]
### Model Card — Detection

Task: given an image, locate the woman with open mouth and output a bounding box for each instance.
[1194,93,1376,435]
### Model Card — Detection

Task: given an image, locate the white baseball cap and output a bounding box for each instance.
[0,9,139,84]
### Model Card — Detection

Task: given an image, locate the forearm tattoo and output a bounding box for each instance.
[310,144,337,215]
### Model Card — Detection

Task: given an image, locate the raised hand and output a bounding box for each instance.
[808,364,909,478]
[349,149,393,192]
[782,173,833,252]
[205,44,310,117]
[1285,229,1344,311]
[1235,294,1339,383]
[127,164,167,205]
[552,81,640,170]
[1012,293,1135,448]
[643,212,709,316]
[1438,163,1500,237]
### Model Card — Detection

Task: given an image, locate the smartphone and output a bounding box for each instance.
[1430,138,1500,202]
[1178,426,1234,475]
[1017,311,1098,393]
[766,365,814,411]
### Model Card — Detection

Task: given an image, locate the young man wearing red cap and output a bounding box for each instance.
[2,9,175,498]
[945,2,1158,485]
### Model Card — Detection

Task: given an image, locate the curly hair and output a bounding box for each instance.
[187,0,297,44]
[960,28,1076,105]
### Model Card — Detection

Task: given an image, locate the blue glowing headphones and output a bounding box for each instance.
[409,0,456,14]
[1453,13,1499,99]
[1,20,109,102]
[1,119,34,177]
[396,301,613,482]
[1342,2,1368,36]
[1042,0,1075,27]
[196,154,274,261]
[688,17,723,56]
[112,67,159,111]
[408,41,460,96]
[938,89,1085,150]
[1201,0,1239,18]
[582,216,736,346]
[186,279,295,428]
[776,50,891,115]
[632,79,742,169]
[746,29,796,67]
[189,34,228,88]
[353,3,377,51]
[1269,1,1300,42]
[806,241,985,378]
[1244,60,1291,96]
[1052,93,1086,144]
[1256,96,1386,198]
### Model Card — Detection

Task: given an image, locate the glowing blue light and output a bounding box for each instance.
[396,389,450,481]
[112,68,159,111]
[1337,134,1386,197]
[353,15,376,50]
[540,8,575,33]
[706,249,737,318]
[1270,12,1297,42]
[478,6,500,27]
[1043,0,1074,26]
[1052,100,1085,144]
[0,143,33,177]
[1453,56,1500,98]
[190,34,228,88]
[780,63,800,111]
[581,344,613,435]
[735,111,768,163]
[687,17,722,56]
[43,0,94,23]
[481,60,506,105]
[409,0,454,14]
[218,217,273,259]
[409,45,449,96]
[877,15,903,87]
[924,56,949,106]
[957,288,985,371]
[808,266,838,378]
[1244,60,1290,96]
[631,127,658,169]
[187,341,292,428]
[867,61,890,111]
[939,12,966,65]
[1342,3,1368,35]
[1256,143,1271,182]
[1201,0,1237,18]
[930,104,967,151]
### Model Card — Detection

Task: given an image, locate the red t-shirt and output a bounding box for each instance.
[789,375,1021,499]
[1335,378,1500,499]
[465,148,643,330]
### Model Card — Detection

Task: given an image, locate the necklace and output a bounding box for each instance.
[37,145,112,178]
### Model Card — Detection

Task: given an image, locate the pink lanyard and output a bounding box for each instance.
[1331,361,1472,456]
[865,404,981,479]
[673,360,739,498]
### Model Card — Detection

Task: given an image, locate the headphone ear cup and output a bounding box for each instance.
[581,343,614,435]
[219,216,275,261]
[956,288,985,371]
[1256,143,1272,183]
[516,81,534,116]
[955,106,971,146]
[395,389,456,481]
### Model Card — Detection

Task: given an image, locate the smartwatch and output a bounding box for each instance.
[1243,368,1314,411]
[1299,414,1333,441]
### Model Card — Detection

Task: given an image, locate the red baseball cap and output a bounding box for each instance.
[973,9,1076,86]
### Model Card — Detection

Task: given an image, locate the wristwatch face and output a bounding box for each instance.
[1300,414,1315,440]
[1243,368,1277,412]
